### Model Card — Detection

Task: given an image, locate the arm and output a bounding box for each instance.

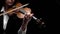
[18,14,33,34]
[18,8,33,34]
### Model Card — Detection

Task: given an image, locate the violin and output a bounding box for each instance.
[0,3,44,24]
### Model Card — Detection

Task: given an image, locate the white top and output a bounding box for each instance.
[1,7,9,30]
[1,7,27,34]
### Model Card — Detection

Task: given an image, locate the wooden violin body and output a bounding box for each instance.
[0,2,44,24]
[6,3,31,19]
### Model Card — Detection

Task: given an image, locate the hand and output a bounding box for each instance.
[21,13,33,31]
[23,13,33,23]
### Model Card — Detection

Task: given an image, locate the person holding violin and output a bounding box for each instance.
[0,0,33,34]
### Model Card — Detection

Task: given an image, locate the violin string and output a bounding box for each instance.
[0,3,29,16]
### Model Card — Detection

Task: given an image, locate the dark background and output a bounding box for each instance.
[0,0,48,34]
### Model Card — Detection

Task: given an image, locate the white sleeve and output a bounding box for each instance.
[18,27,27,34]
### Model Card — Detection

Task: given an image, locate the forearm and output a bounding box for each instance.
[18,26,27,34]
[18,13,33,34]
[18,22,28,34]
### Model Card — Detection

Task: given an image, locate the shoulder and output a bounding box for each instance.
[15,2,31,11]
[15,2,22,7]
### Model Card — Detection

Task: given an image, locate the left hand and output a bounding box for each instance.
[21,13,33,31]
[23,13,33,24]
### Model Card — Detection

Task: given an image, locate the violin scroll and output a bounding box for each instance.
[36,18,45,25]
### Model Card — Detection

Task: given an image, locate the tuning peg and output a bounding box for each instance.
[41,22,45,25]
[36,18,45,25]
[37,18,42,22]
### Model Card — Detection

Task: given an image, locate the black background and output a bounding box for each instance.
[0,0,48,34]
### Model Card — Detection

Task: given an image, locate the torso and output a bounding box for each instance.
[0,2,32,34]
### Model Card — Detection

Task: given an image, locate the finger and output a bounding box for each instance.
[30,13,34,17]
[24,14,27,17]
[24,14,30,20]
